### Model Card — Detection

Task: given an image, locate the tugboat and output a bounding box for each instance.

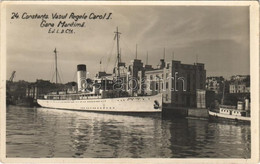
[209,83,250,123]
[37,28,162,113]
[208,102,250,122]
[208,79,250,122]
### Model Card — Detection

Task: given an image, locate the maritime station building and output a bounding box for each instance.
[143,59,206,108]
[117,58,206,108]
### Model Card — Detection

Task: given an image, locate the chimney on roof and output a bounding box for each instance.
[160,59,165,69]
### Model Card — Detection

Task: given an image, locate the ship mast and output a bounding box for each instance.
[114,27,121,77]
[146,51,148,65]
[54,48,58,84]
[221,81,225,105]
[163,48,165,60]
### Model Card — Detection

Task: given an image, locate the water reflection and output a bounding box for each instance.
[6,106,250,158]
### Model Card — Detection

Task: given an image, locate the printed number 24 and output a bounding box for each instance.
[11,12,19,19]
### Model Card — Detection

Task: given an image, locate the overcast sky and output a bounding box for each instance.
[6,5,249,83]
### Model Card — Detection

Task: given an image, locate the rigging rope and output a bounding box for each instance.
[72,70,77,82]
[105,38,116,71]
[121,38,136,59]
[58,64,65,83]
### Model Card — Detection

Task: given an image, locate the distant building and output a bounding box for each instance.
[230,75,249,82]
[25,79,70,99]
[206,76,224,94]
[26,79,52,99]
[229,83,250,93]
[26,85,38,99]
[229,75,250,93]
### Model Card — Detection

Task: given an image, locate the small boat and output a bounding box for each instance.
[208,79,250,123]
[208,105,250,122]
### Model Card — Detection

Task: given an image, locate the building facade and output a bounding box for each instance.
[26,85,38,99]
[206,76,224,94]
[107,56,206,108]
[127,59,144,96]
[229,84,250,93]
[229,75,250,93]
[143,59,206,108]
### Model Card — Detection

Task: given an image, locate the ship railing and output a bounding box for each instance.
[219,105,236,109]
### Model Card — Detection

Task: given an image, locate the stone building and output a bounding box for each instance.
[206,76,224,94]
[229,83,250,93]
[109,56,206,108]
[143,59,206,108]
[229,75,250,93]
[26,85,38,99]
[127,59,144,96]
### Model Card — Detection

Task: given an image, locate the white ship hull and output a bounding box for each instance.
[37,94,162,113]
[208,111,250,122]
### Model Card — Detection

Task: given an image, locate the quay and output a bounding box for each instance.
[162,107,209,119]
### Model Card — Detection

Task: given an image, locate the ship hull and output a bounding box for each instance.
[208,111,250,122]
[37,94,162,113]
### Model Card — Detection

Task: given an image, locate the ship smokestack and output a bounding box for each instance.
[237,101,244,110]
[245,99,250,111]
[77,64,87,92]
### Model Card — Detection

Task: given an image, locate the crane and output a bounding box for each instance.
[9,71,16,82]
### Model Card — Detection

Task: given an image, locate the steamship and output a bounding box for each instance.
[37,28,162,113]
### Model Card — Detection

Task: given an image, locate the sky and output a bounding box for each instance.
[6,5,249,83]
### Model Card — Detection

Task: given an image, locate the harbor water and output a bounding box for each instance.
[6,105,251,158]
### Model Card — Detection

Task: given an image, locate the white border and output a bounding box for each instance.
[0,1,259,164]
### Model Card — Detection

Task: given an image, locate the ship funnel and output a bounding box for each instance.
[77,64,87,92]
[237,101,244,110]
[245,99,250,111]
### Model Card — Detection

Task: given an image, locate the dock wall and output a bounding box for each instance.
[162,106,209,119]
[162,107,188,118]
[187,108,209,118]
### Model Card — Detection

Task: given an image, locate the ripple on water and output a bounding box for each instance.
[6,106,251,158]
